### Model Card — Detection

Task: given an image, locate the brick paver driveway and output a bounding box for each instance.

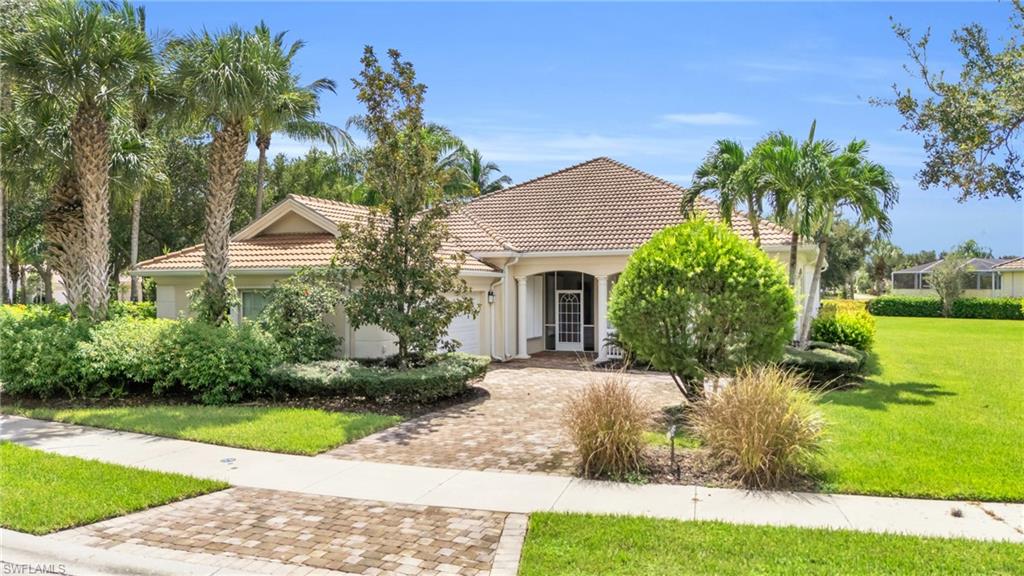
[54,487,514,576]
[326,354,682,474]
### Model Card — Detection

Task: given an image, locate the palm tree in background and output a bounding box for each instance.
[683,139,768,247]
[1,0,155,320]
[252,36,349,219]
[167,23,291,324]
[460,148,511,196]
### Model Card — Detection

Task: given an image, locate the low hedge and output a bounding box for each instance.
[781,341,866,387]
[810,308,875,351]
[269,353,491,403]
[820,299,868,314]
[867,295,1023,319]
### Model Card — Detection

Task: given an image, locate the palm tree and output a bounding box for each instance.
[167,23,291,324]
[1,0,154,320]
[684,139,768,247]
[793,139,898,344]
[253,70,348,219]
[460,148,511,196]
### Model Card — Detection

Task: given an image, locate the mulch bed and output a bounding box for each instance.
[643,447,739,488]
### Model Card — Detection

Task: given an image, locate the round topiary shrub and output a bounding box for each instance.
[608,218,796,401]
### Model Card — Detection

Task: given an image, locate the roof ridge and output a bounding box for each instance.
[454,206,520,252]
[135,242,203,270]
[461,157,612,207]
[287,193,372,211]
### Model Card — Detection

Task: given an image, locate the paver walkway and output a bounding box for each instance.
[3,415,1022,544]
[327,355,681,473]
[54,488,510,576]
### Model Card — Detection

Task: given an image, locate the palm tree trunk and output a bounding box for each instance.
[0,177,6,304]
[70,100,112,321]
[8,260,19,304]
[202,121,249,325]
[45,171,88,316]
[39,265,53,304]
[797,239,828,345]
[748,211,761,248]
[787,231,799,286]
[254,136,269,220]
[130,189,142,302]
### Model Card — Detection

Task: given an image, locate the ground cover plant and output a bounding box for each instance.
[519,513,1024,575]
[0,442,226,534]
[818,316,1024,501]
[3,405,400,455]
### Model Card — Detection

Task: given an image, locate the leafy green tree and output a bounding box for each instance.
[944,239,993,259]
[608,218,796,402]
[338,47,475,365]
[1,0,155,320]
[167,23,291,324]
[930,254,974,317]
[880,4,1024,201]
[864,238,905,294]
[684,139,769,247]
[821,219,872,299]
[259,267,347,362]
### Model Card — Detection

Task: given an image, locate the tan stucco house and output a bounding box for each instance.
[135,157,820,361]
[891,257,1024,298]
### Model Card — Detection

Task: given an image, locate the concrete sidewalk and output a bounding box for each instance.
[3,415,1022,543]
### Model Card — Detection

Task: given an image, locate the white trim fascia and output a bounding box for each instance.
[460,270,504,278]
[470,249,633,259]
[137,267,502,278]
[232,199,339,241]
[760,243,818,253]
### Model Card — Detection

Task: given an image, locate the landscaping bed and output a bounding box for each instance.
[519,513,1024,575]
[0,442,226,534]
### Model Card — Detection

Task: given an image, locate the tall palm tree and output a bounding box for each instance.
[794,140,898,344]
[253,71,348,219]
[684,139,768,247]
[1,0,154,320]
[167,23,291,324]
[460,148,511,196]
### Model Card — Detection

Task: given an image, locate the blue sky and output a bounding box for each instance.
[144,1,1024,256]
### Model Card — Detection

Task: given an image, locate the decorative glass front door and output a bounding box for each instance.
[556,290,583,351]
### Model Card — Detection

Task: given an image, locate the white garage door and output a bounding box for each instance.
[445,296,480,354]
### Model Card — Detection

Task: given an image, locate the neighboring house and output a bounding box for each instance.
[891,257,1024,298]
[135,157,820,361]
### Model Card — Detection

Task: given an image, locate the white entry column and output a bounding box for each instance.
[516,277,530,358]
[596,275,609,361]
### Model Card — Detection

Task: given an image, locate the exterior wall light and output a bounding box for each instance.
[486,290,495,304]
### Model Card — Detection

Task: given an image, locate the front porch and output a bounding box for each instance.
[513,270,623,361]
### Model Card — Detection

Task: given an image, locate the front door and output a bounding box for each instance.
[555,290,583,351]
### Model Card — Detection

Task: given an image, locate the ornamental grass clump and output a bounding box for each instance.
[563,374,650,479]
[691,365,824,489]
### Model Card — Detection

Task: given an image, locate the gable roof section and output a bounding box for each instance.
[995,257,1024,270]
[454,157,792,252]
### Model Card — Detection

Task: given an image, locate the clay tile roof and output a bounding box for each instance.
[455,157,792,252]
[136,233,339,272]
[995,257,1024,270]
[287,194,372,226]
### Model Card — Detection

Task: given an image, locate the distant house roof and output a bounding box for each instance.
[894,257,1017,274]
[452,157,794,252]
[995,257,1024,271]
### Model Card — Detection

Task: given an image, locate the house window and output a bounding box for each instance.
[995,273,1002,290]
[240,290,269,320]
[893,274,917,290]
[979,272,993,290]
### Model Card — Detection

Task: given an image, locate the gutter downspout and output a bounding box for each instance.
[489,278,502,361]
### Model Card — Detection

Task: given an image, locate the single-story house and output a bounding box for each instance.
[891,257,1024,298]
[135,157,820,361]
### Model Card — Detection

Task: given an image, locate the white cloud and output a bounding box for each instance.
[661,112,756,126]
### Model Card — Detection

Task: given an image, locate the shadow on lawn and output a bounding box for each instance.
[824,381,957,411]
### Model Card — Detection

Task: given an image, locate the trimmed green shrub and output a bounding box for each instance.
[269,353,490,403]
[781,344,864,387]
[950,297,1024,320]
[0,307,90,398]
[107,301,156,320]
[608,218,795,401]
[78,318,175,394]
[152,320,282,405]
[810,309,875,351]
[820,299,867,314]
[868,295,1023,320]
[259,267,346,363]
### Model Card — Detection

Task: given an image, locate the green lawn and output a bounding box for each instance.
[520,513,1024,576]
[0,442,226,534]
[4,405,400,455]
[818,316,1024,502]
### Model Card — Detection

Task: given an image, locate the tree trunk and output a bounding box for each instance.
[130,189,142,302]
[747,210,761,249]
[39,265,53,304]
[8,262,19,304]
[797,239,828,346]
[202,121,249,325]
[254,134,270,220]
[787,230,799,287]
[17,265,26,304]
[0,164,6,305]
[70,100,112,321]
[45,171,88,316]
